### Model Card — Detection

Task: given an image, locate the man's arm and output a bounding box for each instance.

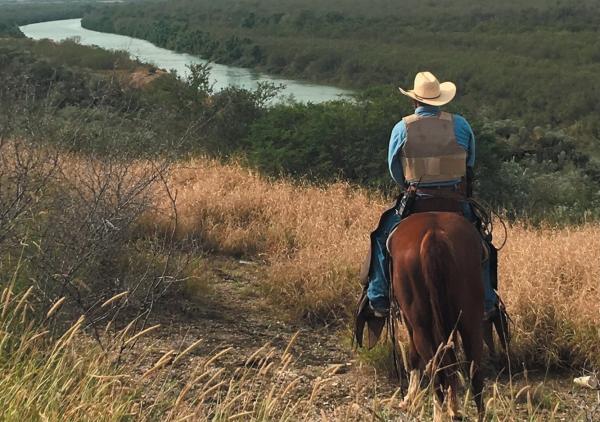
[453,114,476,195]
[452,114,476,167]
[465,120,475,197]
[387,121,407,185]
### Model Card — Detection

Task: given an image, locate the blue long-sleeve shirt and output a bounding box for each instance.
[388,105,475,186]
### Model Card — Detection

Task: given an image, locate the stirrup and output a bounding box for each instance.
[369,301,389,319]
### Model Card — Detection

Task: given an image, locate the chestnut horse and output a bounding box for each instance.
[389,211,485,420]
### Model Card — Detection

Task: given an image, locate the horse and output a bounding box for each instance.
[388,211,485,421]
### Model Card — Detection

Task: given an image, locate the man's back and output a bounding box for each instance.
[388,105,475,187]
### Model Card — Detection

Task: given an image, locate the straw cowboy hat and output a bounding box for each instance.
[399,71,456,106]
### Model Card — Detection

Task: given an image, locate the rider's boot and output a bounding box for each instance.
[368,299,389,318]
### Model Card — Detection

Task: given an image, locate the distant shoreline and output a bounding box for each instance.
[20,18,353,104]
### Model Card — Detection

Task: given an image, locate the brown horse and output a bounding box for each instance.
[389,211,485,420]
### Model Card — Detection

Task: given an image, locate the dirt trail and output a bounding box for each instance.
[123,256,401,420]
[124,256,599,420]
[140,256,356,368]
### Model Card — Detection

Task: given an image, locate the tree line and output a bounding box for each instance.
[0,2,98,37]
[81,0,600,139]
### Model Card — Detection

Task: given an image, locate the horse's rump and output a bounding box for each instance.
[389,212,484,322]
[389,211,485,418]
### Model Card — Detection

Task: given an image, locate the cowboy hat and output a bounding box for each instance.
[399,71,456,106]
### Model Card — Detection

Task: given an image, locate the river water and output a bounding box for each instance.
[19,19,352,103]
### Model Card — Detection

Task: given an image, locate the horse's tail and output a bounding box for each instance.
[420,229,455,349]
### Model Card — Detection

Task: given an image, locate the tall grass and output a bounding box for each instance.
[0,276,396,421]
[502,226,600,369]
[147,158,600,369]
[144,158,384,321]
[0,287,581,421]
[0,282,135,420]
[2,153,598,420]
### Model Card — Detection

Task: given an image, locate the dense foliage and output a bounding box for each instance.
[0,2,95,36]
[0,31,600,221]
[77,0,600,221]
[82,0,600,140]
[0,37,275,156]
[2,36,600,222]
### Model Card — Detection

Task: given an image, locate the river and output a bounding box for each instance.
[19,19,352,103]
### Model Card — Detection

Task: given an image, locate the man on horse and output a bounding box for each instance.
[362,71,501,325]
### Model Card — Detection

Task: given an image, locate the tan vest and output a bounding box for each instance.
[400,112,467,184]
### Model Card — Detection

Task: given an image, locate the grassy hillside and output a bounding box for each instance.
[1,148,596,420]
[147,157,600,370]
[0,24,599,421]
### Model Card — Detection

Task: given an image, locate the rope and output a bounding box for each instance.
[468,197,508,250]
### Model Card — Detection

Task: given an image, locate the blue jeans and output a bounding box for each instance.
[366,201,497,313]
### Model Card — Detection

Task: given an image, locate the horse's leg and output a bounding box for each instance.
[400,321,423,410]
[400,368,422,411]
[446,384,460,420]
[486,312,511,371]
[491,310,512,374]
[493,308,510,351]
[460,325,485,421]
[409,324,447,410]
[442,345,462,420]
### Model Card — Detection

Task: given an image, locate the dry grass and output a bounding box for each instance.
[141,339,391,421]
[0,283,135,420]
[0,277,382,421]
[4,153,597,420]
[502,225,600,368]
[144,158,385,321]
[0,291,588,422]
[146,158,600,369]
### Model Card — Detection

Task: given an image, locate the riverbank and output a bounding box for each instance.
[20,18,352,103]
